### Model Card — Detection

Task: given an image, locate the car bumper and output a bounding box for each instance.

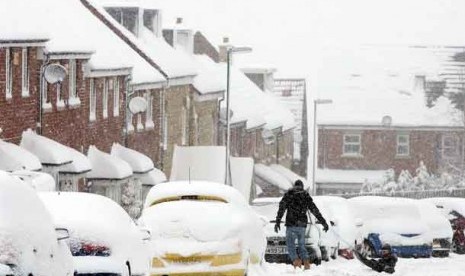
[73,256,122,275]
[150,269,246,276]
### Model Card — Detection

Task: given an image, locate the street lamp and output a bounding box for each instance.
[225,46,252,185]
[311,98,332,195]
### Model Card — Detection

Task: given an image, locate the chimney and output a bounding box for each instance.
[414,75,426,94]
[176,17,183,25]
[218,37,231,63]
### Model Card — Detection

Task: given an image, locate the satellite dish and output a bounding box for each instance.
[262,129,275,145]
[129,96,148,114]
[44,64,68,84]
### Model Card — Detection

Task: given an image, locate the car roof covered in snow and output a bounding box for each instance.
[144,181,248,208]
[424,197,465,218]
[10,170,56,192]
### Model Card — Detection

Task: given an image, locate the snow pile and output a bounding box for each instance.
[86,146,132,180]
[251,198,286,237]
[72,256,121,275]
[111,143,154,173]
[409,199,453,240]
[39,192,149,275]
[0,171,73,276]
[424,198,465,219]
[10,170,56,192]
[0,140,42,171]
[59,147,92,174]
[230,157,254,203]
[170,146,226,183]
[20,130,72,166]
[270,164,308,190]
[254,164,293,191]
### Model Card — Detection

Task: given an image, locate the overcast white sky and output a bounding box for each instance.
[154,0,465,78]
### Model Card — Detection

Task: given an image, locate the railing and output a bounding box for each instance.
[328,188,465,199]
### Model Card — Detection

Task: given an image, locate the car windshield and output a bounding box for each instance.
[150,195,228,206]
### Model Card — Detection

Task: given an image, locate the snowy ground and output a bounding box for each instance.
[249,254,465,276]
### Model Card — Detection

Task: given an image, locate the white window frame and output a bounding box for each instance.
[113,77,119,116]
[145,91,154,129]
[396,134,410,156]
[343,134,362,156]
[127,111,134,133]
[5,48,12,99]
[103,79,108,118]
[21,47,29,97]
[89,79,96,121]
[137,113,144,131]
[442,135,459,159]
[68,59,77,98]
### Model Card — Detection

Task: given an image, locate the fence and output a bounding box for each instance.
[330,188,465,199]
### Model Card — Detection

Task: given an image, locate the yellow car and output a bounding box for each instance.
[139,181,267,276]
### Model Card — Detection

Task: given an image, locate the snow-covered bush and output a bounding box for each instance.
[121,179,142,218]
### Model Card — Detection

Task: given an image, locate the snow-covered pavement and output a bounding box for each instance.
[249,254,465,276]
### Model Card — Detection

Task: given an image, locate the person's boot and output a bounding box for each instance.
[303,259,311,270]
[292,258,302,269]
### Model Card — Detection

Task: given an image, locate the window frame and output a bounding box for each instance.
[89,78,96,121]
[21,47,29,97]
[113,77,119,116]
[396,134,410,157]
[5,48,12,99]
[68,59,77,99]
[442,135,460,159]
[342,133,362,156]
[102,79,108,118]
[145,91,154,129]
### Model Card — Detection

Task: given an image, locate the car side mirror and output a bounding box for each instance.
[355,218,363,227]
[55,228,70,241]
[140,227,151,241]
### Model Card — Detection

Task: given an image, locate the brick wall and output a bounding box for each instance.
[0,47,40,144]
[194,32,220,63]
[126,88,162,165]
[318,128,465,175]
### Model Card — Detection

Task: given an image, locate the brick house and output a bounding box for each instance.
[315,70,465,194]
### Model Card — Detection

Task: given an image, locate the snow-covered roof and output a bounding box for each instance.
[0,0,166,85]
[0,140,42,171]
[230,157,254,203]
[254,164,292,191]
[191,54,226,94]
[269,164,309,190]
[316,46,463,128]
[144,181,247,208]
[138,168,167,186]
[86,146,132,180]
[111,143,154,173]
[19,130,91,174]
[316,169,388,184]
[20,130,72,166]
[220,63,295,131]
[170,146,227,183]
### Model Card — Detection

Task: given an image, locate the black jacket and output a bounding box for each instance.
[373,254,397,274]
[276,188,327,227]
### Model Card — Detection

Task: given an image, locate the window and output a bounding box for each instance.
[145,91,154,128]
[137,113,144,131]
[442,135,459,158]
[68,59,76,98]
[113,78,119,116]
[5,48,12,99]
[343,134,361,156]
[89,79,96,121]
[21,47,29,97]
[282,89,292,97]
[103,79,108,118]
[397,134,410,156]
[127,111,134,132]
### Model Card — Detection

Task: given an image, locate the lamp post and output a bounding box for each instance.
[225,46,252,185]
[312,98,332,195]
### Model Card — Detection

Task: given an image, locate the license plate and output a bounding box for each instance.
[266,247,287,254]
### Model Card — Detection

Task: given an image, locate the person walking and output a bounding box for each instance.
[274,180,329,270]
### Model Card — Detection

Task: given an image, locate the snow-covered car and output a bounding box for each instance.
[410,199,453,257]
[349,196,432,258]
[39,192,150,276]
[313,196,357,260]
[251,197,320,264]
[424,197,465,254]
[9,170,55,191]
[0,171,74,276]
[140,181,267,276]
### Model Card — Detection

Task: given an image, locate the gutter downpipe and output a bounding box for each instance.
[123,74,132,147]
[159,79,170,172]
